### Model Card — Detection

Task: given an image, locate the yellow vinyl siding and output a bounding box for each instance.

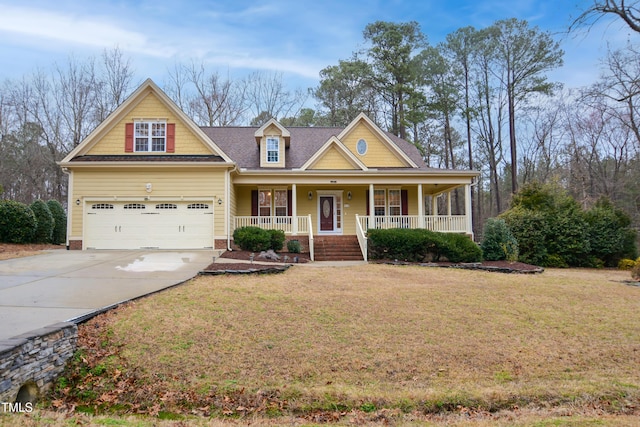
[309,147,358,170]
[86,94,213,155]
[71,168,226,237]
[259,124,286,167]
[342,123,407,168]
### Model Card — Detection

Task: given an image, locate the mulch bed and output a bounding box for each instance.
[200,263,291,275]
[200,250,310,274]
[205,250,542,274]
[218,250,311,263]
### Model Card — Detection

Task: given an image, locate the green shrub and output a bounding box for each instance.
[367,229,480,263]
[287,239,301,253]
[545,254,568,268]
[233,226,271,252]
[502,184,638,268]
[585,198,638,267]
[368,228,437,262]
[439,233,482,263]
[480,218,519,261]
[500,206,548,266]
[30,199,55,243]
[618,258,636,271]
[267,229,285,251]
[47,200,67,245]
[0,200,37,244]
[546,203,591,267]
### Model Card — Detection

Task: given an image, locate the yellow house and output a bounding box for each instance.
[59,79,478,261]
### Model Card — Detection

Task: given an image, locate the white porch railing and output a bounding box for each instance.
[355,214,368,261]
[357,215,470,233]
[233,216,309,235]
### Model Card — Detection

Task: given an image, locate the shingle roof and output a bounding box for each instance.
[201,126,428,169]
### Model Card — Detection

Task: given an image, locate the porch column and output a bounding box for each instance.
[431,194,438,216]
[446,191,452,216]
[417,184,424,228]
[369,184,375,229]
[292,184,298,235]
[465,184,473,238]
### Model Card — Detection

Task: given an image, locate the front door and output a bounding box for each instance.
[319,196,334,231]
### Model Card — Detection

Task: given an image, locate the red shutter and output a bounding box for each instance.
[287,189,293,216]
[251,190,258,216]
[401,189,408,216]
[125,123,134,152]
[366,191,370,216]
[166,123,175,153]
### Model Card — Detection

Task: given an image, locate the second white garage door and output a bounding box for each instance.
[85,201,214,249]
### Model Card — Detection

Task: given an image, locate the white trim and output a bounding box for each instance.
[266,137,280,163]
[254,118,290,140]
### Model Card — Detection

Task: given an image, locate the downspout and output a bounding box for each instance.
[61,167,73,250]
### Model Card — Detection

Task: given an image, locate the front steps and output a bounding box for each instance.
[313,235,364,261]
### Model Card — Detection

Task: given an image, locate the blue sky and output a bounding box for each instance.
[0,0,634,92]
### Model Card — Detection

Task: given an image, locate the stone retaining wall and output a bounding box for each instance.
[0,322,77,406]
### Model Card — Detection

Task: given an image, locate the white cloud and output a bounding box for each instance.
[0,4,173,58]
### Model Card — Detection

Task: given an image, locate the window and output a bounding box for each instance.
[388,189,401,216]
[266,137,279,163]
[374,189,386,216]
[91,203,114,209]
[124,203,146,210]
[187,203,209,209]
[155,203,177,210]
[274,190,288,217]
[259,190,272,217]
[357,138,368,155]
[135,121,166,152]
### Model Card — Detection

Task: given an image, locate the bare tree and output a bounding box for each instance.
[571,0,640,33]
[244,70,308,124]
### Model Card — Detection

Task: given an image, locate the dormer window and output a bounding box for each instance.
[266,137,279,163]
[135,121,166,152]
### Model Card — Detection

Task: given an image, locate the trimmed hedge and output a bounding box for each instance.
[367,228,481,263]
[0,200,37,244]
[47,200,67,245]
[268,229,286,251]
[233,226,286,252]
[233,226,271,252]
[30,199,54,243]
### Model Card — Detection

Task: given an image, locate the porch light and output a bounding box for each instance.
[308,191,313,200]
[347,191,352,200]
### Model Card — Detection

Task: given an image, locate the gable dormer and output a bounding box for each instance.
[254,118,290,168]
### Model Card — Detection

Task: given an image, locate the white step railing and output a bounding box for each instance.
[355,214,368,261]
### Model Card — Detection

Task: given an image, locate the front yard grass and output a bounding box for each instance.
[8,265,640,426]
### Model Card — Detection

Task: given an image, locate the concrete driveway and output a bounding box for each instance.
[0,250,213,341]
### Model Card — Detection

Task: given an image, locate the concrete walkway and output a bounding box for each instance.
[0,250,214,341]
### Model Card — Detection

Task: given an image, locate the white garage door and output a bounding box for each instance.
[84,201,213,249]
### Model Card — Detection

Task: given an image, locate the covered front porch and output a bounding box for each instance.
[230,177,475,261]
